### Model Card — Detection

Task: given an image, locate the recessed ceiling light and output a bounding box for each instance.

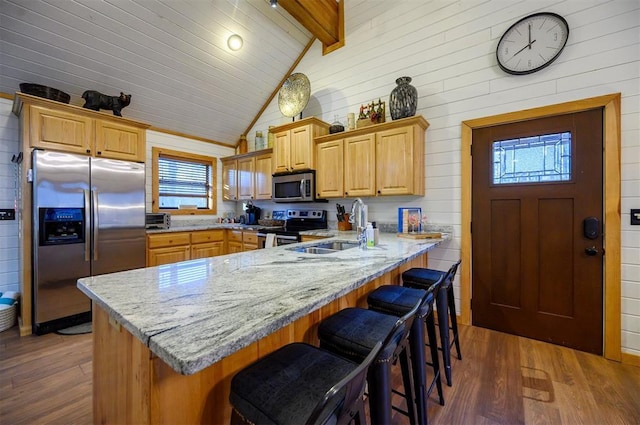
[227,34,243,51]
[270,0,277,8]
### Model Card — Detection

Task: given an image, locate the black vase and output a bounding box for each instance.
[389,76,417,120]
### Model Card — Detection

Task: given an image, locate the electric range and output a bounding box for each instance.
[257,209,327,246]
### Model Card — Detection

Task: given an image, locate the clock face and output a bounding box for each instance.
[496,12,569,75]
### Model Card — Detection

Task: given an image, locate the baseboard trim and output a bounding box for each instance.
[621,352,640,368]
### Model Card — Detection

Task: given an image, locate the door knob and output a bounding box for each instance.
[585,246,598,256]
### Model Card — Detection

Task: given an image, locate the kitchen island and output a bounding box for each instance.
[78,231,448,424]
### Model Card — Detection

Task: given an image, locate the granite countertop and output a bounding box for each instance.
[78,231,449,375]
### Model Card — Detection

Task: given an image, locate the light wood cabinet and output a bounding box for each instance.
[221,158,238,201]
[237,156,255,200]
[242,231,258,251]
[227,230,244,253]
[191,230,225,259]
[271,117,330,174]
[254,153,272,200]
[344,134,376,197]
[315,116,428,198]
[147,230,228,266]
[221,150,272,202]
[147,232,191,266]
[316,139,343,198]
[95,119,145,162]
[16,94,148,162]
[315,133,376,198]
[376,125,417,195]
[29,105,94,154]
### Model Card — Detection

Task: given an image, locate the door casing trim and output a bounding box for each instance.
[461,93,621,361]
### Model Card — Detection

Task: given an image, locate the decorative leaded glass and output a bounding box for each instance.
[492,132,572,185]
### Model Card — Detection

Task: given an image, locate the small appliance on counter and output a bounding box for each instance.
[146,213,171,229]
[244,202,261,225]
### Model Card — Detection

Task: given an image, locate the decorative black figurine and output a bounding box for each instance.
[81,90,131,116]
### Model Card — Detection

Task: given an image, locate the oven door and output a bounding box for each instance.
[275,234,299,245]
[257,233,299,248]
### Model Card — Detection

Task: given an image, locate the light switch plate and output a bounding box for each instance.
[631,209,640,225]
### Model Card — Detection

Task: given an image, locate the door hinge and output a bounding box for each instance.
[470,144,473,156]
[470,221,472,234]
[470,298,473,310]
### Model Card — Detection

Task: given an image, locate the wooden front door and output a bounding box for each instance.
[471,109,604,354]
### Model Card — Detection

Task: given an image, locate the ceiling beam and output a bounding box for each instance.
[278,0,344,54]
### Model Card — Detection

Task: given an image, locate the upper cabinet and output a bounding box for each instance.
[13,93,149,162]
[315,116,428,198]
[221,158,239,201]
[254,153,273,200]
[221,149,272,202]
[271,117,330,174]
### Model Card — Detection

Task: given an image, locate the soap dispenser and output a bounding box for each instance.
[366,222,375,247]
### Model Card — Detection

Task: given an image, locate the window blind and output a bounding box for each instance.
[158,156,211,209]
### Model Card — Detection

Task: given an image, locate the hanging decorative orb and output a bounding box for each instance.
[389,76,417,120]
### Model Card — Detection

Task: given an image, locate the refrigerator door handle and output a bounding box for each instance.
[92,189,99,261]
[84,189,91,262]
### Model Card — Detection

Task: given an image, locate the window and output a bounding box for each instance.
[492,132,572,185]
[152,147,217,215]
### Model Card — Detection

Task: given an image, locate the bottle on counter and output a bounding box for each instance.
[366,222,375,247]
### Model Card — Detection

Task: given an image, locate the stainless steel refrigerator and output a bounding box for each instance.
[32,150,146,334]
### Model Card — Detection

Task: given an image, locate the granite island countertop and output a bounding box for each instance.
[78,231,449,375]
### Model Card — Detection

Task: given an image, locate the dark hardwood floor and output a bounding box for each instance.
[1,323,639,424]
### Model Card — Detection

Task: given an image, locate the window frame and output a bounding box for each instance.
[152,147,217,215]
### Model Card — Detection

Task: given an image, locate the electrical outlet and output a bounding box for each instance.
[631,209,640,225]
[0,209,16,220]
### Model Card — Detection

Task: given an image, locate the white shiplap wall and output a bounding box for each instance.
[0,98,19,294]
[250,0,640,355]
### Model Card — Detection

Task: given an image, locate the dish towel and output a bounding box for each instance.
[265,233,277,248]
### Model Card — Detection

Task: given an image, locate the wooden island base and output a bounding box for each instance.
[93,254,427,424]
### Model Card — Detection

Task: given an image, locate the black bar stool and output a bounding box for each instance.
[367,284,444,425]
[317,297,422,425]
[403,260,462,386]
[229,340,383,425]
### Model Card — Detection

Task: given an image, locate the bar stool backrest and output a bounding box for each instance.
[308,297,421,424]
[305,341,383,425]
[442,259,462,289]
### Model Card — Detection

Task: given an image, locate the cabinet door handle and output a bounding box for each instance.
[86,149,91,154]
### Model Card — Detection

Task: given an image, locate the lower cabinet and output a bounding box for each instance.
[147,229,258,266]
[191,230,225,259]
[147,232,191,266]
[243,231,258,250]
[227,230,244,254]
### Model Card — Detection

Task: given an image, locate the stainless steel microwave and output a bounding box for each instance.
[272,171,316,203]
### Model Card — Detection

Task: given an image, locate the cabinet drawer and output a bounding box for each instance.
[228,230,243,243]
[242,232,257,244]
[191,230,225,244]
[147,232,191,249]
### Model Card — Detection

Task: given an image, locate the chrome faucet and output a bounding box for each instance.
[349,198,367,248]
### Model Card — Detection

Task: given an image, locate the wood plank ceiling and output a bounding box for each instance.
[0,0,343,147]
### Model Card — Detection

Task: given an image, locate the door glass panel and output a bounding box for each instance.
[492,132,572,184]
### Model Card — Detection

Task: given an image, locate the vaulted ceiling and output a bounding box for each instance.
[0,0,343,147]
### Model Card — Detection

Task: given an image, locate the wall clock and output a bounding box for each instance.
[496,12,569,75]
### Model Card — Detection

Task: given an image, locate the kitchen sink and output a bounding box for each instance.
[286,240,360,254]
[312,241,360,251]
